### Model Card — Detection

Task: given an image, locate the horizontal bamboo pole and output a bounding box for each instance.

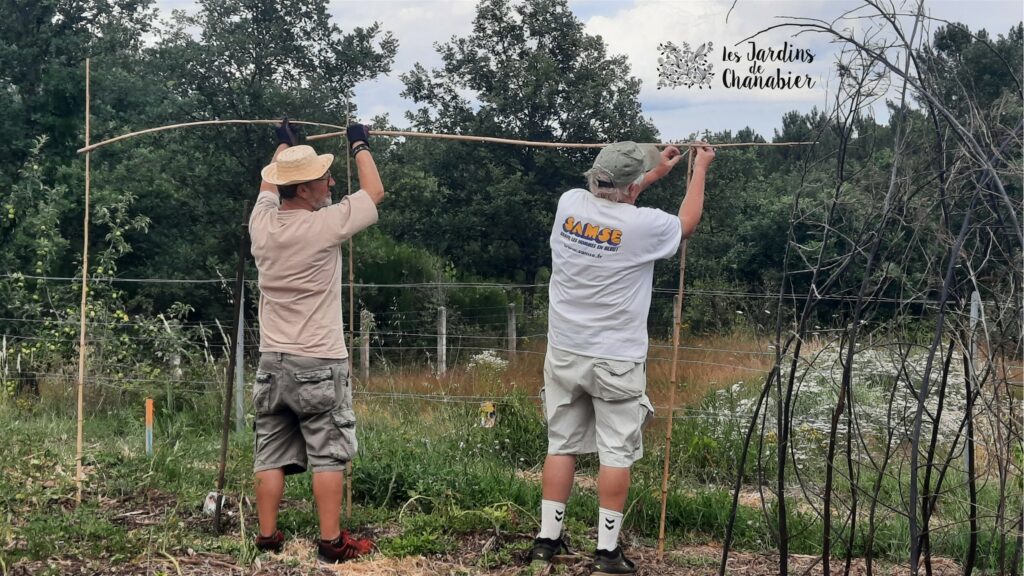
[308,128,818,149]
[76,119,347,154]
[75,120,817,154]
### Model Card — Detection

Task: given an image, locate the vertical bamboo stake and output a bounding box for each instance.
[75,58,92,505]
[361,310,371,383]
[344,100,354,519]
[657,149,694,558]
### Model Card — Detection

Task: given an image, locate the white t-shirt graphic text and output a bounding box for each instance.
[547,188,682,362]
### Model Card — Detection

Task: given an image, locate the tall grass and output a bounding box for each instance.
[358,331,774,409]
[1,332,1019,570]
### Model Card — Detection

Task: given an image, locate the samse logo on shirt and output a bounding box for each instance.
[562,216,623,246]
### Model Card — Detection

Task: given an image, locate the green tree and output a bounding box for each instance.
[0,0,155,181]
[386,0,658,282]
[920,22,1023,112]
[106,0,397,316]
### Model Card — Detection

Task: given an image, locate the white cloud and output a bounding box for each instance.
[325,1,477,124]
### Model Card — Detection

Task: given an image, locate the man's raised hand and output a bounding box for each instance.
[693,142,715,170]
[274,117,301,146]
[650,145,683,180]
[346,123,371,148]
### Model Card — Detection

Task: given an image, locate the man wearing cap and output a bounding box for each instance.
[529,141,715,574]
[248,121,384,563]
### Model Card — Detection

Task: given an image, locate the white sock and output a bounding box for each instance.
[537,499,566,540]
[597,508,624,551]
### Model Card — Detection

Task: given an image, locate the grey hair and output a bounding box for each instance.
[583,166,642,203]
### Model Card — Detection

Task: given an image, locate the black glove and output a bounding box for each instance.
[274,117,301,146]
[346,123,371,148]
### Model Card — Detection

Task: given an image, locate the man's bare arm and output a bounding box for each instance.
[344,123,385,205]
[260,143,291,195]
[351,140,384,205]
[678,145,715,239]
[638,145,682,193]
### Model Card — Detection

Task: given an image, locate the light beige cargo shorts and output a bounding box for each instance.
[541,345,655,468]
[253,352,356,475]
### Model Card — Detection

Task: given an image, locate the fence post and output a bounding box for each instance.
[437,306,447,376]
[507,303,516,361]
[234,281,245,433]
[159,314,181,409]
[360,309,371,383]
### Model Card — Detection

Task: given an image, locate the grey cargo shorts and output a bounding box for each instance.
[541,345,655,468]
[253,352,356,475]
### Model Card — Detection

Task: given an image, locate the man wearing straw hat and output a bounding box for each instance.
[530,141,715,574]
[248,120,384,563]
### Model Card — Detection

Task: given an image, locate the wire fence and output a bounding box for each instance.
[2,273,1014,466]
[4,272,992,306]
[2,274,1013,394]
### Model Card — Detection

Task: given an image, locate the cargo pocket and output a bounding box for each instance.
[253,371,273,415]
[639,395,655,432]
[627,395,655,457]
[331,365,358,461]
[295,367,335,415]
[593,359,644,401]
[539,387,549,422]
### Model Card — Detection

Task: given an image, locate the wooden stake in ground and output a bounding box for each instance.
[75,58,92,505]
[214,203,247,533]
[344,102,355,519]
[657,149,695,558]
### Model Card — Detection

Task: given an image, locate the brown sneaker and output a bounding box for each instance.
[317,530,374,563]
[254,530,284,553]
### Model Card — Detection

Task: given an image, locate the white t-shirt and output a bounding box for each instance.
[547,188,682,362]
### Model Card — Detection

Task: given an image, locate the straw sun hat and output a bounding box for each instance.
[260,145,334,186]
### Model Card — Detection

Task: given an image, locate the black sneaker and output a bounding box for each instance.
[528,535,577,564]
[590,546,637,575]
[254,530,284,553]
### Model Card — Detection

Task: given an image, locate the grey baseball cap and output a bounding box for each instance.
[592,141,662,187]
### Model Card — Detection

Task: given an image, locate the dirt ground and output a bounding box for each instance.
[5,485,965,576]
[7,538,964,576]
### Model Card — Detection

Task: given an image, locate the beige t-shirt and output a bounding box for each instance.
[249,190,378,359]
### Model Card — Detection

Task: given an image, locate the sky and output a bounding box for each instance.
[154,0,1023,141]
